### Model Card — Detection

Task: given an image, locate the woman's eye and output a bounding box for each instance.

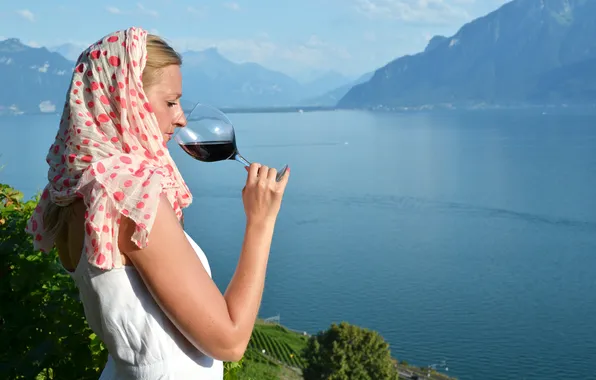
[167,101,178,107]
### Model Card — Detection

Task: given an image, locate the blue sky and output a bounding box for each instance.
[1,0,509,78]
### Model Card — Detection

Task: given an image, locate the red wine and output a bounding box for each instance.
[180,141,237,162]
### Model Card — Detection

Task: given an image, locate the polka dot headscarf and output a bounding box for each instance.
[25,27,192,270]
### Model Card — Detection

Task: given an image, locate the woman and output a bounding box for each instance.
[25,27,289,379]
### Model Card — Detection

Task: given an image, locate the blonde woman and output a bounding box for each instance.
[26,27,290,379]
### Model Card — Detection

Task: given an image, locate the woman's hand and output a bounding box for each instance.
[242,163,290,225]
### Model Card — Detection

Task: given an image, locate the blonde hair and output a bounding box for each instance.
[43,34,182,239]
[142,34,182,89]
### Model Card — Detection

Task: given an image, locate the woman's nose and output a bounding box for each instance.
[174,110,187,128]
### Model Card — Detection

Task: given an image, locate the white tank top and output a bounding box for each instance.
[68,231,223,379]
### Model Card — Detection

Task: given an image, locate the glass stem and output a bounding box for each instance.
[234,153,251,166]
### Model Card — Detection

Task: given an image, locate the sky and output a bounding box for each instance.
[0,0,510,79]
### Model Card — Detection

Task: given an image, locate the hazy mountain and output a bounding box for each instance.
[0,38,74,114]
[339,0,596,108]
[294,69,354,98]
[0,40,358,113]
[180,48,306,108]
[299,71,374,106]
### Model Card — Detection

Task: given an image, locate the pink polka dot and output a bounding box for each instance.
[124,180,133,187]
[144,214,151,220]
[96,253,106,266]
[120,156,132,164]
[136,202,145,209]
[114,192,125,202]
[108,56,121,67]
[97,162,106,174]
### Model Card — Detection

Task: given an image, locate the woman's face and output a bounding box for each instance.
[144,65,187,143]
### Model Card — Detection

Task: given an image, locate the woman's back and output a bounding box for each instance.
[70,230,223,379]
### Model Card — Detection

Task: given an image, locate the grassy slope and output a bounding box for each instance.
[238,320,456,380]
[239,320,307,380]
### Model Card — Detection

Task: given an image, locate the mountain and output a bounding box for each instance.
[299,71,374,106]
[180,48,305,108]
[424,36,448,53]
[295,69,354,98]
[0,38,74,114]
[0,39,358,113]
[339,0,596,109]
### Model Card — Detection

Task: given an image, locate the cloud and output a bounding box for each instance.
[223,2,241,11]
[16,9,35,22]
[137,3,159,17]
[106,4,158,17]
[353,0,471,25]
[106,6,122,14]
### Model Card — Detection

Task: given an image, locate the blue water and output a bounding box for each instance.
[1,109,595,380]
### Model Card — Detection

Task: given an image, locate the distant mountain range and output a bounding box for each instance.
[339,0,596,109]
[0,40,361,114]
[3,0,595,115]
[179,48,356,107]
[0,39,73,114]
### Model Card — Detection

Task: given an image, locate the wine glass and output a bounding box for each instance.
[173,103,288,182]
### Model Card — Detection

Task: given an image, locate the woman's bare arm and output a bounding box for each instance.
[120,163,288,362]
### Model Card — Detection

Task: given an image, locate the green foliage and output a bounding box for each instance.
[0,183,107,379]
[0,183,242,379]
[302,321,398,380]
[224,357,244,380]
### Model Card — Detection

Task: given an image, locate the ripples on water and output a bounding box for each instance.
[2,110,595,380]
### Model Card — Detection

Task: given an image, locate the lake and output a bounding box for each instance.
[1,108,595,380]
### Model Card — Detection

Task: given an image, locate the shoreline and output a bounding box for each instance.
[2,102,596,117]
